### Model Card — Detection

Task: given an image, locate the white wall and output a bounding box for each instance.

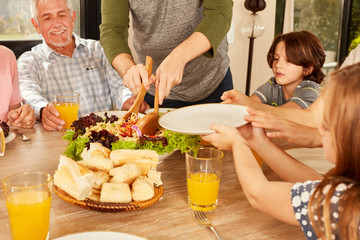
[229,1,276,93]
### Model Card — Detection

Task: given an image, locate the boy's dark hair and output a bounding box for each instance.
[267,30,326,84]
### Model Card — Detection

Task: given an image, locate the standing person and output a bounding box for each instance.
[100,0,233,108]
[201,63,360,240]
[251,31,325,109]
[18,0,148,131]
[0,45,36,128]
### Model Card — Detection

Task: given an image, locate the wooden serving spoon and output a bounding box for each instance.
[135,86,160,136]
[122,56,153,121]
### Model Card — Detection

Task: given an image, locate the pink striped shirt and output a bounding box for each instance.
[0,46,22,122]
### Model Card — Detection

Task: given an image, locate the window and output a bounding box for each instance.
[0,0,80,40]
[276,0,359,73]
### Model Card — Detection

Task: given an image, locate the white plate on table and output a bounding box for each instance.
[54,231,146,240]
[159,104,248,135]
[5,132,16,143]
[92,111,144,119]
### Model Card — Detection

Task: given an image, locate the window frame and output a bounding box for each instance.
[275,0,354,67]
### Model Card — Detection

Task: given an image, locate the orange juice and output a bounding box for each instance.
[55,102,79,129]
[252,150,263,168]
[187,172,220,211]
[6,190,51,240]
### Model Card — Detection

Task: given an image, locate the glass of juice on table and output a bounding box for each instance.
[0,127,5,156]
[54,92,80,129]
[186,147,224,211]
[3,172,53,240]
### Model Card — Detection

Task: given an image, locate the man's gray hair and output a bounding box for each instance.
[30,0,73,21]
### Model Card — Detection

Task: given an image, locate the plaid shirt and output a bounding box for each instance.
[18,33,132,118]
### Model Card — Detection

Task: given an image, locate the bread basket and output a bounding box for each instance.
[54,184,164,212]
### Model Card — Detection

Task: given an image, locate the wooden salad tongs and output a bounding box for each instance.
[122,56,153,121]
[135,85,160,136]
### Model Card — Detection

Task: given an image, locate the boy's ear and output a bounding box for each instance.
[304,66,314,76]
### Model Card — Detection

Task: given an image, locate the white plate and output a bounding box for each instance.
[5,132,16,143]
[159,104,248,135]
[93,111,144,119]
[145,108,176,114]
[54,231,146,240]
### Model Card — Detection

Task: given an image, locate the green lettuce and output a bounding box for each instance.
[63,129,200,160]
[63,130,89,161]
[112,130,201,155]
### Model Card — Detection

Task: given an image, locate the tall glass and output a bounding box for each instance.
[3,172,53,240]
[186,147,224,211]
[54,92,80,130]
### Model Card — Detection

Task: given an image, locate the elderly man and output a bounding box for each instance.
[18,0,148,131]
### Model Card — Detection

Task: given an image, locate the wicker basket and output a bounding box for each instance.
[54,185,164,212]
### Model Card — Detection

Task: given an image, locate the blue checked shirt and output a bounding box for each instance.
[18,33,133,118]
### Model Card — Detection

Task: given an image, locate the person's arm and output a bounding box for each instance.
[194,0,233,57]
[98,43,134,110]
[17,53,49,119]
[201,124,306,225]
[247,108,322,148]
[156,0,233,104]
[222,89,324,128]
[232,137,300,225]
[17,53,64,130]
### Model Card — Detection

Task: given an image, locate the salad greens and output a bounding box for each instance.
[63,129,201,161]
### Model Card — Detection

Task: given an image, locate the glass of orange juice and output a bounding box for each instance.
[54,92,80,130]
[186,147,224,211]
[3,172,53,240]
[0,127,5,156]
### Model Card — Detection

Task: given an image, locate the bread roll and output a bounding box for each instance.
[81,142,111,161]
[78,155,114,172]
[110,149,159,175]
[109,164,141,185]
[54,156,95,200]
[131,176,154,202]
[147,170,163,187]
[100,183,132,203]
[87,192,100,201]
[93,171,110,189]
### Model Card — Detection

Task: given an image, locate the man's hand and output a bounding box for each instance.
[7,104,36,129]
[245,108,322,148]
[41,103,65,131]
[121,96,150,113]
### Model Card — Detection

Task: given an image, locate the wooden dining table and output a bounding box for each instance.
[0,123,306,240]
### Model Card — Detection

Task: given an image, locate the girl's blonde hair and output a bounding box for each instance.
[308,63,360,239]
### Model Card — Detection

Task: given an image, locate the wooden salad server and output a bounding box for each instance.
[135,85,160,136]
[122,56,153,121]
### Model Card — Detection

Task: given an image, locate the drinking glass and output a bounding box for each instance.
[3,172,53,240]
[0,128,5,156]
[54,92,80,129]
[252,150,263,168]
[186,147,224,211]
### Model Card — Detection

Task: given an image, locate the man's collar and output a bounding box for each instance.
[41,33,88,59]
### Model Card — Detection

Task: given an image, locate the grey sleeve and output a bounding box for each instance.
[252,80,273,104]
[290,81,320,109]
